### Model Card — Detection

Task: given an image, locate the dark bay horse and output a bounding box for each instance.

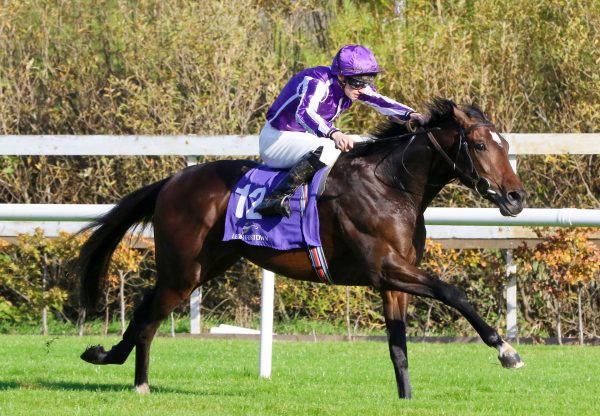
[79,98,526,398]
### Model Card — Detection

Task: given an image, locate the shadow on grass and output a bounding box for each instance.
[0,381,20,390]
[0,380,132,393]
[0,379,247,396]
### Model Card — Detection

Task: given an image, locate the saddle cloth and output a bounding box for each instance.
[222,165,328,250]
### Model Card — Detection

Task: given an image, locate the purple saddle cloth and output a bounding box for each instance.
[223,166,327,250]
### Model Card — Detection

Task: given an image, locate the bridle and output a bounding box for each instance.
[369,122,498,198]
[424,123,497,198]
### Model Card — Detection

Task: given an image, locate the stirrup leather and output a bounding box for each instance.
[255,148,326,218]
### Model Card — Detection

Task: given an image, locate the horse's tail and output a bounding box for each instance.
[78,177,170,309]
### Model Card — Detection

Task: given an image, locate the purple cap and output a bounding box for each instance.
[330,45,384,76]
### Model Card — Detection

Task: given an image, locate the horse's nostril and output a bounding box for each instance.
[507,191,522,204]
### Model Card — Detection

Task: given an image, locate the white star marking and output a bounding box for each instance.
[490,132,504,147]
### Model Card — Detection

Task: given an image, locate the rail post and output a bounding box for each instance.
[259,269,275,378]
[505,153,518,340]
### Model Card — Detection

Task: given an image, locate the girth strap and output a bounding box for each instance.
[299,184,335,284]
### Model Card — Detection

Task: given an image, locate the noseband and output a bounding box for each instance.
[424,124,496,198]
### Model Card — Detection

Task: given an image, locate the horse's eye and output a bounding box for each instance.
[474,142,486,151]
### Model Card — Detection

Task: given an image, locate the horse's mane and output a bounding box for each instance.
[350,98,489,156]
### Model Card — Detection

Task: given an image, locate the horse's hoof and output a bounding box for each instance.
[497,342,525,369]
[135,383,151,394]
[80,345,108,365]
[398,391,412,400]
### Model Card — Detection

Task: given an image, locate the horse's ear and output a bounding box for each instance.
[452,106,474,129]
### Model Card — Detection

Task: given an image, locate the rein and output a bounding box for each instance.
[369,122,496,198]
[352,127,442,147]
[362,127,440,193]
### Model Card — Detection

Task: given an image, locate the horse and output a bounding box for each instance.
[78,98,527,398]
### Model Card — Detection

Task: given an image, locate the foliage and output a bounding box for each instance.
[517,228,599,290]
[513,228,600,338]
[0,231,73,323]
[2,227,598,340]
[0,0,598,207]
[0,230,157,329]
[0,0,285,135]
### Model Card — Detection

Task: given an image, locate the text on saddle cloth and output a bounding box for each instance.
[223,165,329,250]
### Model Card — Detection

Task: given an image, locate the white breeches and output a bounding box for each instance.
[259,123,341,169]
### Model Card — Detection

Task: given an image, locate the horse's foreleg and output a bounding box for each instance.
[381,259,524,369]
[381,290,412,399]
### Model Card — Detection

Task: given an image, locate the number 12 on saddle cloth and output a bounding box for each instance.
[223,165,334,284]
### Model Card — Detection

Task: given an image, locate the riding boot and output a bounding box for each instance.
[256,147,326,218]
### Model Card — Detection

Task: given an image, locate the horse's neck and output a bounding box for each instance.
[329,128,460,216]
[389,128,459,213]
[418,128,462,211]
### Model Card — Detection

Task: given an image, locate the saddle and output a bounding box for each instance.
[222,165,330,250]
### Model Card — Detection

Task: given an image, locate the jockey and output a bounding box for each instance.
[256,44,426,217]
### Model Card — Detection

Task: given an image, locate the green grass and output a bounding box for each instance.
[0,336,599,415]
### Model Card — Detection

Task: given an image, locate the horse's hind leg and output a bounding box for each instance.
[131,284,192,393]
[80,290,157,366]
[80,265,201,393]
[130,245,242,393]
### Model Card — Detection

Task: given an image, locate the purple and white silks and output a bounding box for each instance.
[223,166,327,250]
[265,66,414,138]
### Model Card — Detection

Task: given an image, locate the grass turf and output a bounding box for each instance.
[0,335,599,415]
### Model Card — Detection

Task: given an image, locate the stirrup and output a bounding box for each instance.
[256,195,292,218]
[279,195,292,217]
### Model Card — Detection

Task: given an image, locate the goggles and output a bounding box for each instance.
[346,75,375,90]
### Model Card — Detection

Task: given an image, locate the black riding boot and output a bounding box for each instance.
[256,148,326,217]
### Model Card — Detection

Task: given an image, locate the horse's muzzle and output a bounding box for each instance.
[495,188,527,217]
